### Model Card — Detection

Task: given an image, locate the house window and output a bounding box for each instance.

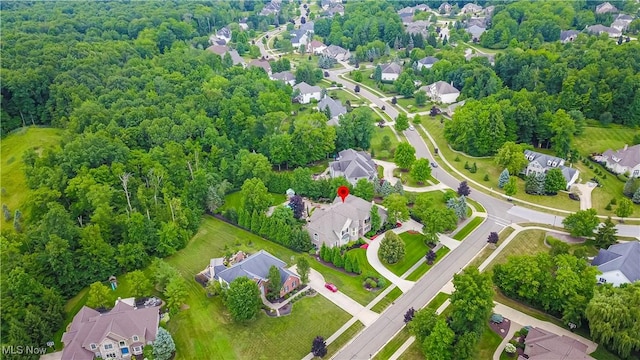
[634,170,639,177]
[106,353,116,358]
[292,280,297,288]
[90,344,97,350]
[104,344,113,350]
[599,278,607,283]
[285,285,288,292]
[133,346,142,353]
[132,335,139,342]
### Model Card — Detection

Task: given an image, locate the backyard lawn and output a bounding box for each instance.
[220,191,288,212]
[0,127,62,217]
[573,125,638,156]
[396,97,430,114]
[383,232,431,276]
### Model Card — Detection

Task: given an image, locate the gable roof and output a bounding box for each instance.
[215,250,298,286]
[429,81,460,95]
[405,20,430,36]
[324,44,348,57]
[290,29,308,43]
[248,59,272,73]
[560,30,580,41]
[62,301,160,360]
[318,96,347,120]
[592,242,640,282]
[467,17,487,27]
[381,62,403,75]
[300,21,315,33]
[615,13,634,22]
[271,71,295,82]
[309,40,326,48]
[206,44,230,56]
[466,24,487,38]
[602,144,640,168]
[596,1,618,14]
[461,3,483,13]
[586,24,620,36]
[293,81,322,95]
[330,149,377,180]
[418,56,439,65]
[523,327,593,360]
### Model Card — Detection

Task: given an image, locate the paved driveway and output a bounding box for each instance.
[365,233,416,293]
[290,266,379,326]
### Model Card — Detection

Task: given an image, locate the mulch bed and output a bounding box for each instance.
[489,318,512,339]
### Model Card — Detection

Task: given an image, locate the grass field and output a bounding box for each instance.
[467,227,515,269]
[396,97,430,114]
[328,89,364,105]
[573,125,638,156]
[591,345,623,360]
[392,168,439,186]
[405,247,450,281]
[383,232,431,276]
[220,191,288,212]
[325,320,365,358]
[475,323,503,360]
[452,216,484,240]
[162,217,352,360]
[0,127,62,219]
[426,292,450,311]
[371,286,403,313]
[371,126,400,161]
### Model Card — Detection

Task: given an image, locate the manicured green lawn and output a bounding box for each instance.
[371,286,403,313]
[590,345,622,360]
[573,125,638,156]
[405,247,450,281]
[374,328,412,360]
[326,320,365,358]
[371,126,400,160]
[328,88,363,105]
[162,217,352,360]
[344,69,397,97]
[452,216,484,240]
[467,227,515,269]
[396,97,430,113]
[466,197,486,213]
[220,191,288,212]
[399,341,426,360]
[475,322,503,360]
[0,127,62,218]
[426,292,450,311]
[392,168,439,186]
[383,232,431,276]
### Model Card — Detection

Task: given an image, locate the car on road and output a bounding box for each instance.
[569,193,580,201]
[325,283,338,292]
[409,125,415,131]
[431,162,438,168]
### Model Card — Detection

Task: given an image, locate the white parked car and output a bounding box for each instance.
[409,125,415,131]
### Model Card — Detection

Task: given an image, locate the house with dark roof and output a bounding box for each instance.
[318,96,347,125]
[466,24,487,41]
[209,250,301,297]
[592,242,640,286]
[399,12,414,24]
[596,1,618,14]
[329,149,377,185]
[306,195,387,248]
[523,150,579,188]
[323,44,350,61]
[466,17,488,28]
[520,327,593,360]
[248,59,272,74]
[270,71,296,86]
[560,30,580,43]
[290,29,311,48]
[420,81,460,104]
[380,62,403,82]
[416,56,439,70]
[293,81,322,104]
[61,299,160,360]
[596,144,640,176]
[586,24,621,38]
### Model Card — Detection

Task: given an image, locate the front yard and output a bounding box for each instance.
[383,232,432,276]
[371,126,400,161]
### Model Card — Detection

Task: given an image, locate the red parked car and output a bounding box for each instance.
[396,222,402,228]
[325,283,338,292]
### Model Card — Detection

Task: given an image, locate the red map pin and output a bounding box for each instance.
[337,186,350,203]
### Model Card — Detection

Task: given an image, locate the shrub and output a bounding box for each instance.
[377,278,387,288]
[483,174,489,181]
[454,155,460,162]
[610,198,617,205]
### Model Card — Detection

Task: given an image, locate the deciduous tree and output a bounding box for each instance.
[422,318,455,360]
[296,257,310,284]
[354,178,374,201]
[394,142,416,170]
[594,217,617,249]
[86,282,112,309]
[395,113,409,132]
[383,193,409,223]
[615,198,633,221]
[164,276,188,315]
[544,168,566,194]
[457,181,471,196]
[224,277,262,322]
[450,268,494,335]
[240,178,273,214]
[311,336,327,357]
[128,270,152,299]
[410,158,432,184]
[495,142,529,175]
[379,231,405,264]
[562,209,599,238]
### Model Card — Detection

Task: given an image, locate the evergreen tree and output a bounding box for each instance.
[370,205,382,233]
[153,328,176,360]
[332,248,344,268]
[594,217,617,249]
[374,65,382,82]
[311,336,328,357]
[525,173,545,195]
[498,169,510,188]
[457,181,471,197]
[633,188,640,204]
[380,180,394,197]
[344,254,353,273]
[394,181,405,195]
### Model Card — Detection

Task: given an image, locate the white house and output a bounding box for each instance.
[586,24,622,38]
[420,81,460,104]
[293,82,322,104]
[308,40,327,55]
[290,29,310,48]
[596,144,640,177]
[306,195,387,248]
[523,150,580,189]
[592,242,640,286]
[323,45,350,61]
[380,62,402,82]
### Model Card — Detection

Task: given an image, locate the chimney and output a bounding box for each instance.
[624,144,628,151]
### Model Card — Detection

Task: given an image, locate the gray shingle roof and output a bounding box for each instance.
[330,149,377,180]
[318,96,347,121]
[418,56,439,65]
[324,44,349,57]
[381,62,403,75]
[592,242,640,282]
[431,81,460,95]
[294,81,322,95]
[62,301,160,360]
[466,25,487,38]
[560,30,580,41]
[602,144,640,168]
[215,250,298,285]
[271,71,295,82]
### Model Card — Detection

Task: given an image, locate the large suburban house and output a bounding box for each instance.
[293,82,322,104]
[520,327,593,360]
[208,250,301,298]
[248,59,272,74]
[270,71,296,86]
[61,299,160,360]
[329,149,377,185]
[460,3,483,15]
[291,29,311,48]
[416,56,439,70]
[405,20,430,37]
[380,62,403,82]
[307,195,387,248]
[318,96,347,125]
[260,0,281,16]
[592,242,640,286]
[308,40,327,55]
[466,24,487,41]
[560,30,580,43]
[595,1,618,14]
[206,45,245,66]
[595,144,640,177]
[523,150,580,189]
[586,24,622,38]
[420,81,460,104]
[323,45,350,61]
